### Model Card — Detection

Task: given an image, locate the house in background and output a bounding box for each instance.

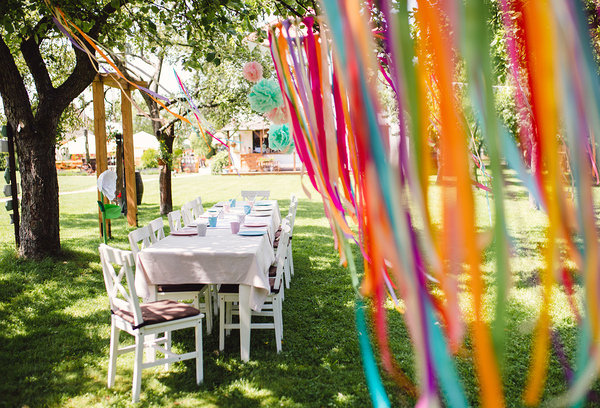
[221,117,301,173]
[56,129,160,170]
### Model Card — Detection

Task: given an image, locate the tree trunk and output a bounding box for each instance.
[16,124,61,258]
[158,130,175,214]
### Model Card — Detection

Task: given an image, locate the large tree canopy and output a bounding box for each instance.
[0,0,312,259]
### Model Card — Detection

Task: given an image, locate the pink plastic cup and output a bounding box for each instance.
[230,221,240,234]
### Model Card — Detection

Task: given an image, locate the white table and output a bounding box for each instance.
[135,200,280,361]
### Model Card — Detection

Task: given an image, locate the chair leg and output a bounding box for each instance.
[132,333,144,403]
[108,320,119,388]
[284,257,291,290]
[212,285,219,316]
[274,297,283,353]
[164,330,171,370]
[219,296,226,351]
[204,289,213,335]
[288,243,294,276]
[226,300,233,336]
[273,297,283,353]
[196,323,203,384]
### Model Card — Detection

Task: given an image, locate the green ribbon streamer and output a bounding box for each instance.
[355,299,391,408]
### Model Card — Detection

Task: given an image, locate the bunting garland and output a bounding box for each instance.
[269,0,600,406]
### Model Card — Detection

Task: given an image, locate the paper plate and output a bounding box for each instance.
[250,212,271,217]
[214,201,228,207]
[254,207,273,211]
[171,229,198,236]
[255,202,272,206]
[244,222,268,227]
[238,230,267,236]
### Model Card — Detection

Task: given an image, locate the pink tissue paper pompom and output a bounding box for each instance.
[243,61,263,82]
[266,105,289,125]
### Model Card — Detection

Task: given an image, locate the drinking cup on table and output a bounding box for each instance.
[238,214,245,224]
[223,202,230,213]
[230,221,240,234]
[230,198,236,208]
[218,209,224,219]
[209,216,218,228]
[244,205,251,215]
[197,223,207,236]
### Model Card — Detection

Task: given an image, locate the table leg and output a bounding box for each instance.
[238,284,251,362]
[147,286,158,362]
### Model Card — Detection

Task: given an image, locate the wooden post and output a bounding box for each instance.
[92,79,108,236]
[121,87,137,227]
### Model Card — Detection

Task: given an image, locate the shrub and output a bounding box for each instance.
[141,148,158,169]
[210,151,230,175]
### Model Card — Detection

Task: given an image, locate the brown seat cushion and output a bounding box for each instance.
[273,234,291,249]
[157,283,206,293]
[114,299,201,329]
[268,277,280,294]
[218,284,239,294]
[268,264,277,277]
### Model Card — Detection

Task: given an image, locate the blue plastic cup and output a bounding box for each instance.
[244,205,251,215]
[230,198,236,207]
[208,216,217,227]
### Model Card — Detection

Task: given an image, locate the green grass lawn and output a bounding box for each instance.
[0,171,598,407]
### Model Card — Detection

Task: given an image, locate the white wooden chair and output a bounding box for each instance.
[240,190,270,201]
[274,197,298,288]
[194,196,205,215]
[148,217,166,243]
[128,224,214,334]
[285,199,298,279]
[218,223,291,354]
[128,224,153,256]
[181,198,204,226]
[167,210,182,233]
[99,244,203,403]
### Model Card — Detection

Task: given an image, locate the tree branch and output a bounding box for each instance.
[272,0,305,18]
[0,34,35,126]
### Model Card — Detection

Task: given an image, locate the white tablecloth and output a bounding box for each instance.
[134,200,281,311]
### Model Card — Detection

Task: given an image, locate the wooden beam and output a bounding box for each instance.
[94,73,147,89]
[93,79,108,236]
[121,87,137,227]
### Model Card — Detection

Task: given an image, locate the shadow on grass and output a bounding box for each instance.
[1,198,405,407]
[0,249,110,407]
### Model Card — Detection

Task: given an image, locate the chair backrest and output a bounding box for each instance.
[287,200,298,234]
[241,190,270,201]
[99,244,143,327]
[194,196,205,215]
[128,224,152,256]
[148,217,165,244]
[181,202,193,226]
[167,210,182,232]
[181,199,202,226]
[272,222,291,292]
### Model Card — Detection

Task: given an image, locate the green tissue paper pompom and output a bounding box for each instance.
[268,124,294,152]
[248,79,284,113]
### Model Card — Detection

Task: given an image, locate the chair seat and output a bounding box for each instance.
[157,283,206,293]
[268,278,280,294]
[114,299,201,329]
[218,274,280,294]
[273,234,291,248]
[218,284,240,294]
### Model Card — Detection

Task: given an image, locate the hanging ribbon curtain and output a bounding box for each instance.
[269,0,600,406]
